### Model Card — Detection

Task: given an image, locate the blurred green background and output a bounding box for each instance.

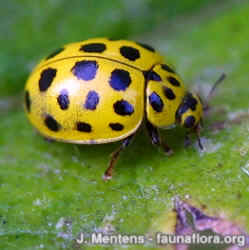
[1,0,249,249]
[1,0,219,97]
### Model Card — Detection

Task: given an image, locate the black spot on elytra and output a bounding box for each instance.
[77,122,92,132]
[44,114,60,132]
[136,42,155,52]
[109,123,124,131]
[57,89,69,110]
[46,47,64,60]
[163,86,176,100]
[72,60,98,81]
[147,71,162,82]
[184,115,196,128]
[149,92,164,112]
[39,68,57,92]
[109,69,131,91]
[120,46,140,61]
[161,64,175,73]
[25,90,31,112]
[80,43,106,53]
[167,76,180,87]
[113,100,134,116]
[84,91,99,110]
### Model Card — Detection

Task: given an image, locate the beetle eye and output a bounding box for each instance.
[184,115,196,128]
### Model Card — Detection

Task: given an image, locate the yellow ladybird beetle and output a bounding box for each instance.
[24,37,225,180]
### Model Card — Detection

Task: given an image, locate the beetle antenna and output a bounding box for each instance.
[206,73,226,102]
[203,73,226,111]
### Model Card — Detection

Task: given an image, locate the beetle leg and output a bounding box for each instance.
[145,119,173,156]
[184,132,191,147]
[103,134,135,181]
[195,124,204,150]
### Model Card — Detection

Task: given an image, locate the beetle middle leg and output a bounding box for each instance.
[103,133,135,181]
[145,119,173,156]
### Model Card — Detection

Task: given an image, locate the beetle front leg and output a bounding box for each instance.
[145,119,173,156]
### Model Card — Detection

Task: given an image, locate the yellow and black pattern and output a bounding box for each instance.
[24,38,204,146]
[146,64,187,128]
[25,56,145,144]
[34,38,164,72]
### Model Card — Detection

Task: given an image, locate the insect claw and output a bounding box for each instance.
[102,173,112,181]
